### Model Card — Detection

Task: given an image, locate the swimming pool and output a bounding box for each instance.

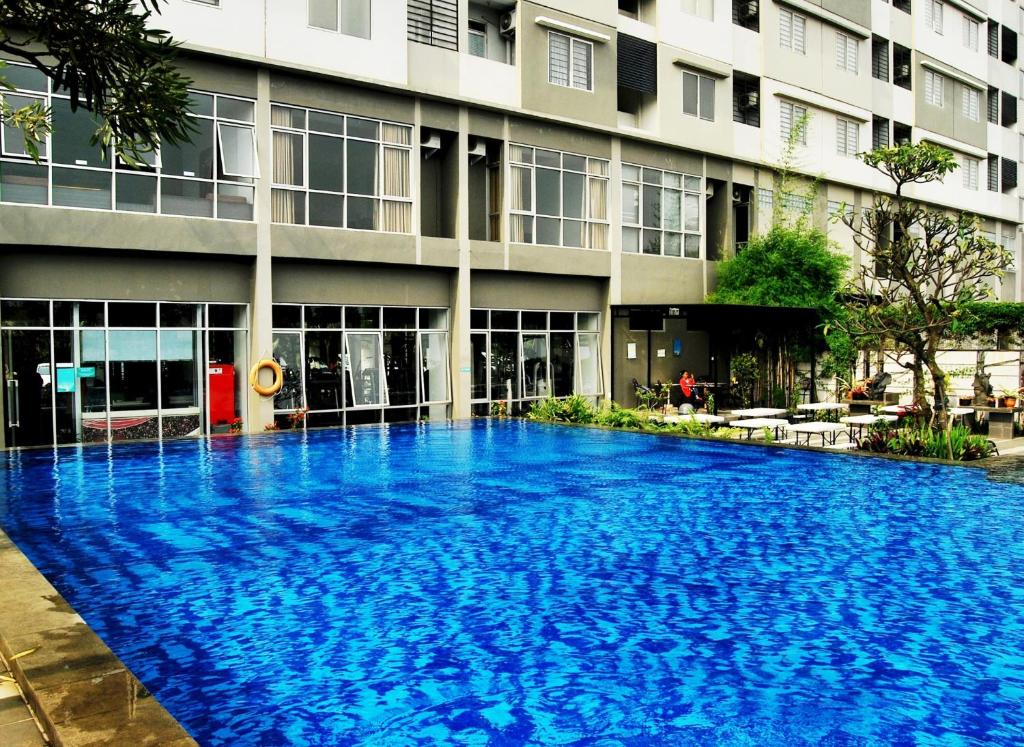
[1,421,1023,745]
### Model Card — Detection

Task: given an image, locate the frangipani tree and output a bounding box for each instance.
[836,143,1012,434]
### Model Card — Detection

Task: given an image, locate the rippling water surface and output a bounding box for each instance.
[2,421,1024,745]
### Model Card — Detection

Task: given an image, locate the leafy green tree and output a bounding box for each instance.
[708,225,847,309]
[836,142,1013,440]
[0,0,193,161]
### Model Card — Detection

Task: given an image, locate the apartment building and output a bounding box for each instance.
[0,0,1021,448]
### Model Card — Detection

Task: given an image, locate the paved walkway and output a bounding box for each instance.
[0,658,47,747]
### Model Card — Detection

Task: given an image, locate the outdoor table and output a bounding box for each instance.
[840,414,898,439]
[788,422,849,447]
[973,406,1021,440]
[732,418,789,440]
[730,407,787,418]
[949,407,974,422]
[881,404,920,416]
[663,413,726,425]
[797,402,849,412]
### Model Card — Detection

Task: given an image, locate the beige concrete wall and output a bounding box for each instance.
[508,117,612,157]
[177,53,259,97]
[270,225,417,264]
[619,255,705,304]
[272,260,452,306]
[268,72,415,123]
[518,2,617,129]
[0,249,253,302]
[620,140,702,174]
[470,271,605,311]
[0,206,256,257]
[507,245,611,276]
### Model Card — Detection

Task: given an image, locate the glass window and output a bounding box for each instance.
[2,93,48,159]
[622,163,701,258]
[683,71,715,121]
[548,32,593,91]
[420,332,449,403]
[52,168,111,210]
[346,332,384,406]
[0,161,47,204]
[217,123,258,178]
[116,173,157,213]
[51,98,106,167]
[108,330,157,411]
[161,118,215,179]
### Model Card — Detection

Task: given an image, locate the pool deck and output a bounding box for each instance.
[0,530,196,747]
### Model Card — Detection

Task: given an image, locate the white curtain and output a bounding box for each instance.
[587,177,608,250]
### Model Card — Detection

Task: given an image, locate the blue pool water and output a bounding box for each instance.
[2,421,1024,746]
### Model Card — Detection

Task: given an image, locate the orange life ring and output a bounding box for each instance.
[249,359,283,397]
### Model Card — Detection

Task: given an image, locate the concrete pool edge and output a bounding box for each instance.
[0,529,196,747]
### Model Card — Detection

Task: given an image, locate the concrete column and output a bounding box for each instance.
[604,137,623,405]
[247,68,275,432]
[450,106,472,419]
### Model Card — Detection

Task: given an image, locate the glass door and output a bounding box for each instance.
[2,330,54,447]
[419,331,449,403]
[521,333,550,399]
[344,332,385,407]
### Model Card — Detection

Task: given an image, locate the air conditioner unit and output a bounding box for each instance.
[740,1,758,20]
[422,132,441,159]
[500,10,517,38]
[741,91,759,108]
[896,63,910,78]
[468,138,487,164]
[896,136,911,145]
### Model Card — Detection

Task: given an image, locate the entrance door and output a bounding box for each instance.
[2,330,55,447]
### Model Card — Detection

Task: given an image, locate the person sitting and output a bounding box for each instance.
[678,370,702,407]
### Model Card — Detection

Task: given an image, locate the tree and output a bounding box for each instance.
[0,1,193,162]
[837,142,1013,436]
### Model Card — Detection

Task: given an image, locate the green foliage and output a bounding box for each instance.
[527,395,595,424]
[860,142,958,193]
[707,225,847,309]
[0,1,194,163]
[857,424,993,461]
[731,352,759,407]
[594,403,644,429]
[948,302,1024,339]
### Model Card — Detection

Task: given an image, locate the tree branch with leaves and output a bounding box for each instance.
[0,0,193,163]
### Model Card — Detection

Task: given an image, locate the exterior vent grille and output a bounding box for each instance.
[617,34,658,95]
[408,0,459,51]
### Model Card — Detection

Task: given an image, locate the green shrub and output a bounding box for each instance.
[594,403,644,429]
[527,394,596,424]
[857,424,993,461]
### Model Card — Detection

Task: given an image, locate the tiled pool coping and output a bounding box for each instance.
[0,530,195,747]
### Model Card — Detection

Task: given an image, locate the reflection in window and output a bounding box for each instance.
[622,164,702,258]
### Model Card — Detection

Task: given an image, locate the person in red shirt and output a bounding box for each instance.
[679,370,694,403]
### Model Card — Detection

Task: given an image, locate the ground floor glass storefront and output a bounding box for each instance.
[271,304,450,428]
[1,299,247,447]
[470,309,602,415]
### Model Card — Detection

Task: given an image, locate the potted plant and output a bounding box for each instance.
[1000,388,1020,409]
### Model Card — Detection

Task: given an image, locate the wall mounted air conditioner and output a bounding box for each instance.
[422,132,441,159]
[741,1,758,19]
[468,138,487,164]
[741,92,759,108]
[500,10,517,38]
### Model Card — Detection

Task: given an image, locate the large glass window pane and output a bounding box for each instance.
[108,330,157,412]
[345,332,384,406]
[642,229,661,255]
[489,331,519,401]
[216,97,255,123]
[309,0,339,30]
[272,305,302,330]
[161,179,214,217]
[309,111,344,135]
[306,306,342,329]
[511,165,531,211]
[53,330,76,445]
[272,331,304,411]
[2,94,48,158]
[108,302,156,327]
[160,330,198,410]
[345,306,380,329]
[311,136,346,185]
[563,171,585,219]
[491,310,518,329]
[536,168,560,216]
[52,167,111,210]
[563,220,585,248]
[420,332,449,403]
[207,304,247,329]
[0,161,47,204]
[3,64,47,92]
[217,184,254,221]
[347,139,377,195]
[665,233,682,257]
[51,98,106,167]
[161,304,199,328]
[309,192,344,227]
[272,131,304,186]
[208,329,247,431]
[642,185,661,228]
[622,182,640,224]
[522,333,549,398]
[522,311,546,330]
[383,331,418,406]
[685,193,700,231]
[536,217,561,246]
[347,118,379,140]
[0,300,49,327]
[383,307,417,329]
[347,196,377,230]
[699,76,715,119]
[116,173,157,213]
[577,332,601,394]
[471,332,487,400]
[161,118,215,179]
[305,331,344,410]
[271,189,305,224]
[683,72,699,116]
[188,93,214,117]
[684,234,701,258]
[550,332,575,397]
[217,124,257,178]
[664,189,682,231]
[79,330,107,444]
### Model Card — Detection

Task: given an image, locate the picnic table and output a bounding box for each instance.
[730,407,787,418]
[732,418,789,440]
[797,402,848,413]
[788,421,849,447]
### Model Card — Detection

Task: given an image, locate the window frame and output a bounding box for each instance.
[835,31,858,74]
[682,69,716,121]
[961,155,979,190]
[961,85,980,122]
[780,100,808,145]
[779,9,806,54]
[963,15,979,51]
[836,117,859,157]
[924,69,945,107]
[547,31,594,93]
[621,163,703,259]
